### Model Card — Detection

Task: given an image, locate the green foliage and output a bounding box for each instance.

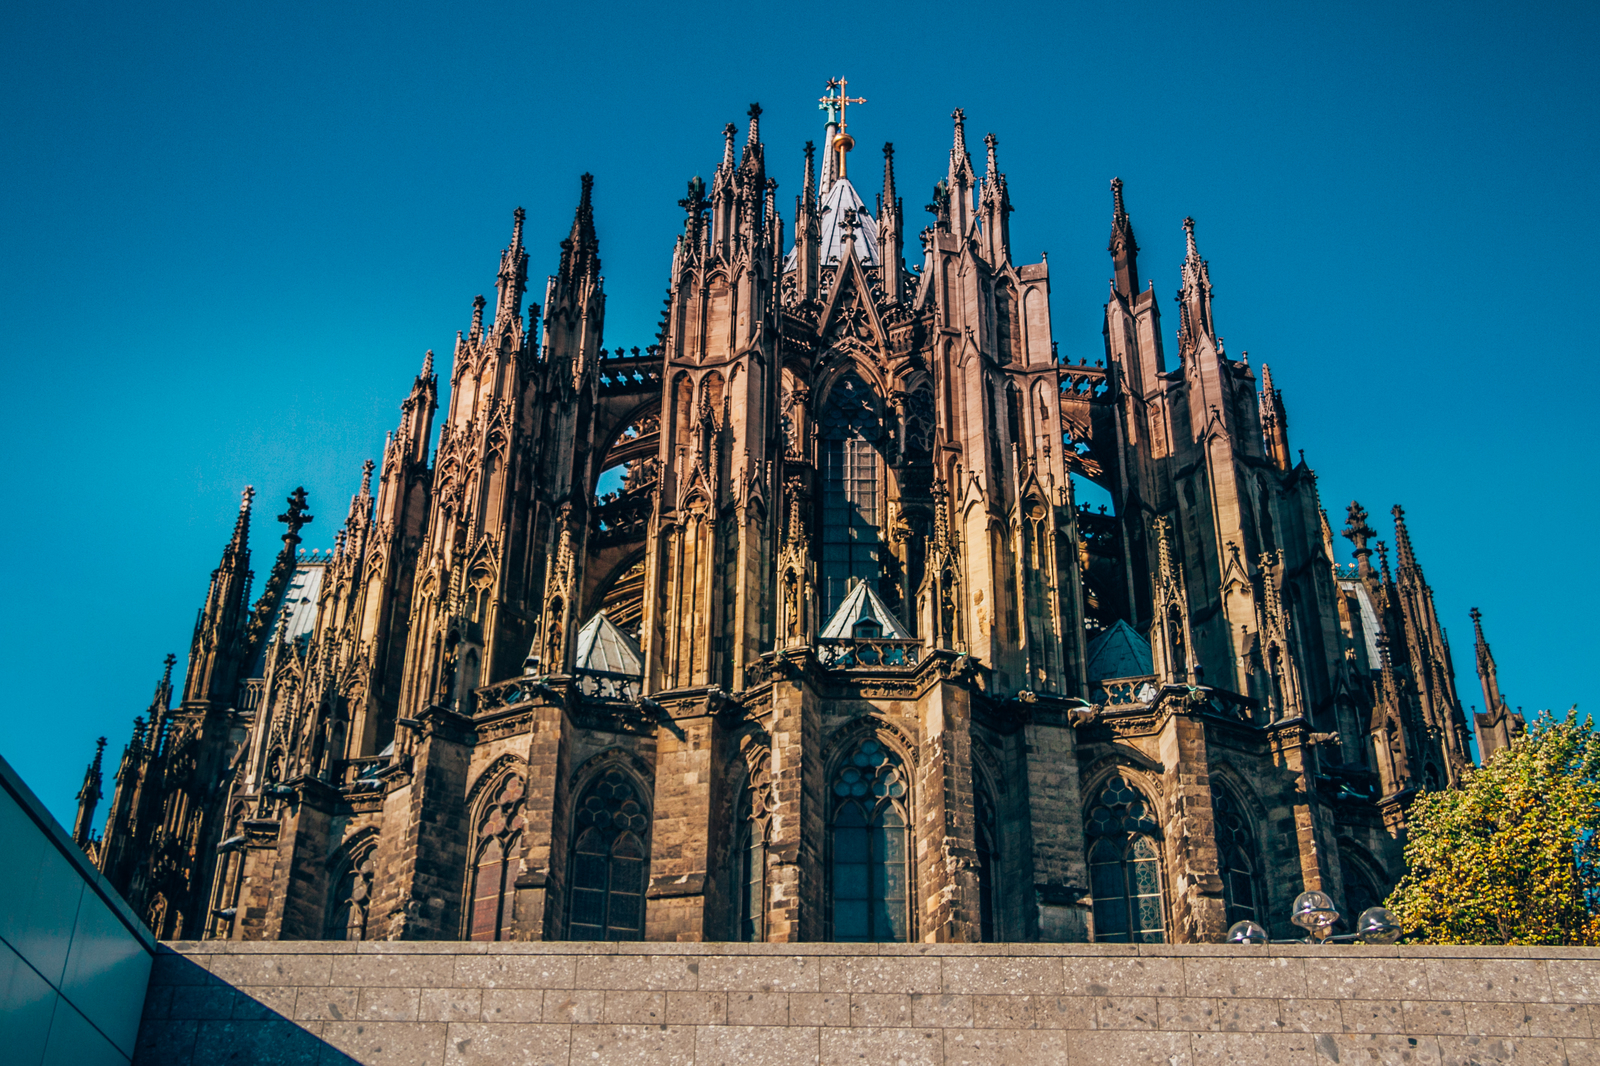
[1386,709,1600,945]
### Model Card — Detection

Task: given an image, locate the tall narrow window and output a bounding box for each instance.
[819,370,884,620]
[736,754,773,942]
[567,768,649,941]
[974,786,998,942]
[469,775,525,941]
[1212,788,1261,927]
[735,791,766,942]
[1084,775,1165,943]
[831,738,910,942]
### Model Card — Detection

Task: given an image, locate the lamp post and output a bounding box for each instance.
[1226,892,1400,945]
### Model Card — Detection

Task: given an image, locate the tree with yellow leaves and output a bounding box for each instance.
[1387,709,1600,945]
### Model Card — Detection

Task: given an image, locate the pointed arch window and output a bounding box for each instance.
[469,775,525,941]
[818,370,884,620]
[567,767,649,941]
[830,738,910,942]
[1085,775,1165,943]
[1212,788,1262,927]
[734,754,772,941]
[974,786,998,942]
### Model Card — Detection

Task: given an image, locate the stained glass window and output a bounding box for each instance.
[830,738,910,942]
[1084,775,1165,943]
[819,370,884,620]
[567,768,649,941]
[469,776,525,941]
[1212,788,1261,927]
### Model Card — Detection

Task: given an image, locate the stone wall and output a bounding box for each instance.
[137,941,1600,1065]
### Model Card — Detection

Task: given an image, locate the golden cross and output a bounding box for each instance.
[819,78,866,133]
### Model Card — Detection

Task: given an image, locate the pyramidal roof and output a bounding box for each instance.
[1084,619,1154,683]
[573,611,644,676]
[784,177,881,272]
[820,580,912,640]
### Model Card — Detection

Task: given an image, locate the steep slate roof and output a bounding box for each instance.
[1085,619,1154,683]
[819,581,912,640]
[783,177,881,272]
[249,562,325,676]
[573,611,644,676]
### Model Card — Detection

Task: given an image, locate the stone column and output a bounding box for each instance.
[644,694,729,941]
[1158,709,1226,943]
[763,652,824,941]
[368,705,473,940]
[511,695,572,940]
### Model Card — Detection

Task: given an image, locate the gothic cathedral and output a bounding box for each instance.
[73,88,1523,945]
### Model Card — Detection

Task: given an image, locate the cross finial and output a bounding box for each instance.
[819,78,866,131]
[278,487,314,548]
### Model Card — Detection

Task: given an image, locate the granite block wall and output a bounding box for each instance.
[137,941,1600,1065]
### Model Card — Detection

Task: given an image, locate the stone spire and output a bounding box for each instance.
[947,108,976,236]
[1259,363,1290,470]
[878,142,903,303]
[73,736,107,847]
[181,487,255,706]
[1470,608,1524,760]
[1109,177,1140,299]
[557,173,600,289]
[1177,216,1216,357]
[494,207,529,328]
[793,141,820,304]
[979,132,1011,264]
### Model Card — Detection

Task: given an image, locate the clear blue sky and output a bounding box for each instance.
[3,0,1595,825]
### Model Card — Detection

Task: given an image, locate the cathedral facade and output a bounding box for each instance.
[73,91,1523,946]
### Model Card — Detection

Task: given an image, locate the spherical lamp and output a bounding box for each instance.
[1226,919,1268,945]
[1289,890,1340,939]
[1355,906,1401,944]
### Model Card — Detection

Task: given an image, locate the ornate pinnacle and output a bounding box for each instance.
[951,108,968,160]
[278,487,314,549]
[882,142,896,204]
[360,459,375,498]
[983,131,998,178]
[1342,501,1375,576]
[746,102,762,146]
[1182,216,1199,260]
[1391,504,1417,571]
[420,349,434,378]
[1111,177,1126,217]
[511,206,525,249]
[721,123,737,169]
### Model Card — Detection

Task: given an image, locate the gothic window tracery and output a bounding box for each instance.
[735,751,773,942]
[469,774,525,941]
[1212,788,1261,927]
[1085,775,1165,943]
[567,767,649,941]
[818,369,885,619]
[830,738,910,942]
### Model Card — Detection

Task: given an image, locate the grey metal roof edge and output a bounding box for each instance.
[0,749,158,952]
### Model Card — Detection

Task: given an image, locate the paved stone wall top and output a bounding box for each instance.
[139,941,1600,1065]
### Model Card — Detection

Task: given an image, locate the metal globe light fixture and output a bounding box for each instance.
[1225,919,1268,944]
[1354,905,1401,944]
[1227,895,1403,946]
[1290,890,1341,940]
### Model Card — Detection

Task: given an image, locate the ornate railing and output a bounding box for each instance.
[1059,357,1110,401]
[598,347,663,394]
[474,676,541,714]
[575,668,641,702]
[818,638,922,671]
[1095,674,1160,706]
